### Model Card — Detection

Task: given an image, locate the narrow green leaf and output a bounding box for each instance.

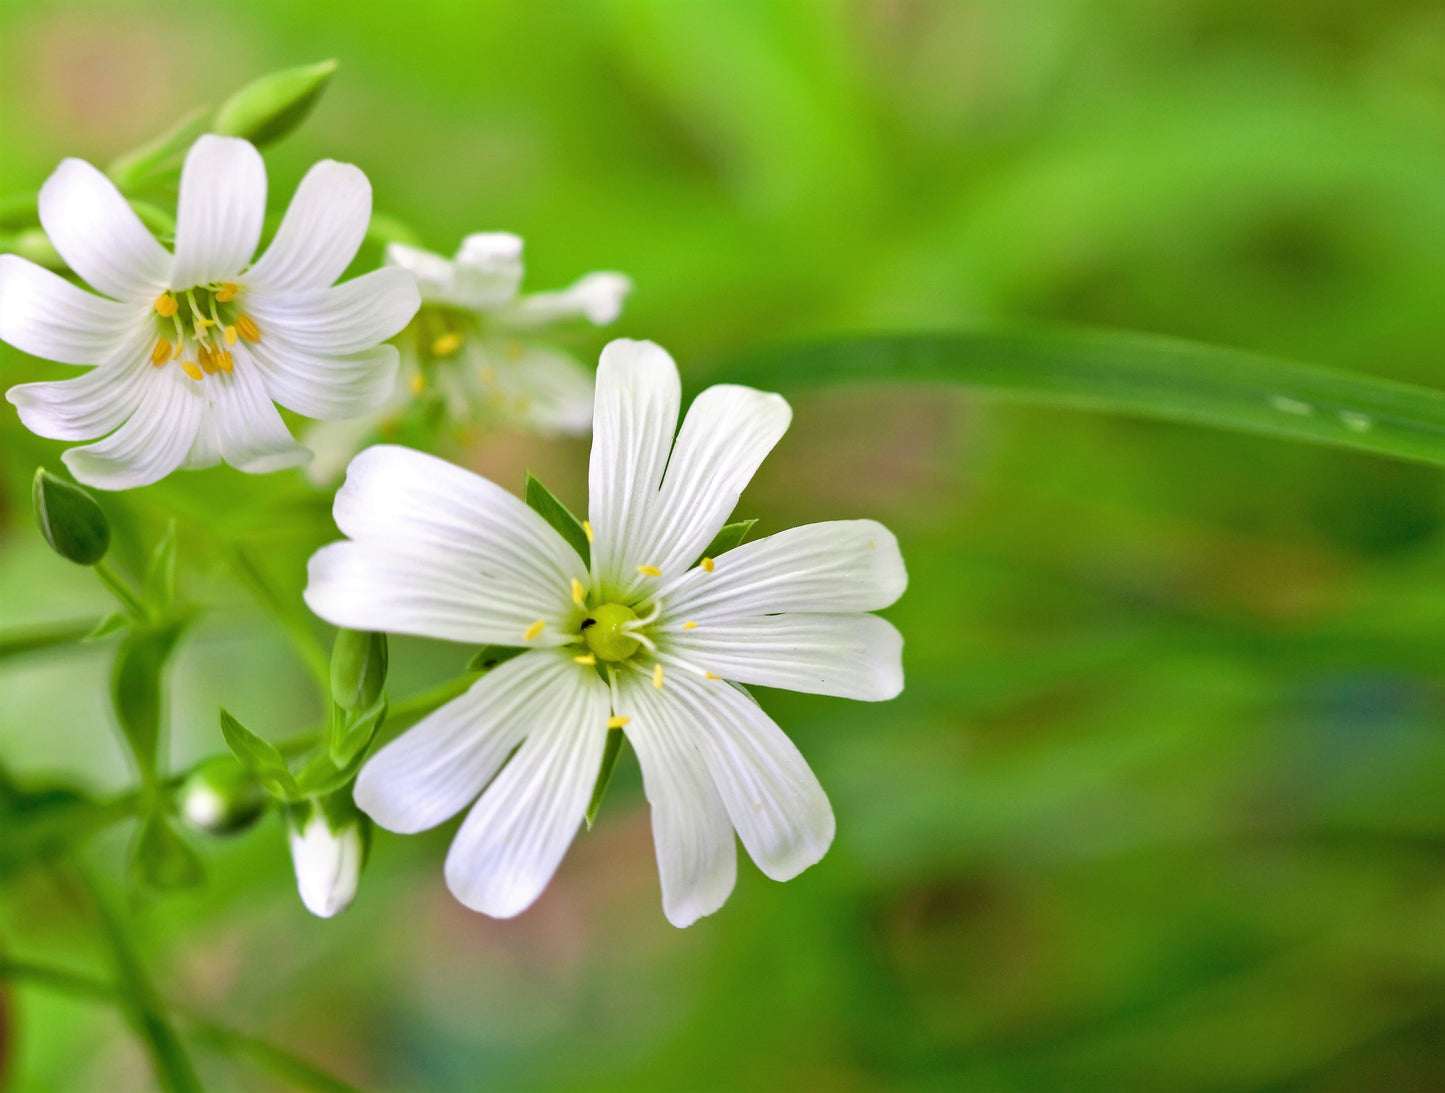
[329,696,388,767]
[585,729,628,830]
[143,521,178,614]
[524,472,591,566]
[129,814,205,891]
[219,710,300,799]
[466,645,527,672]
[84,614,131,642]
[111,622,187,780]
[700,518,756,562]
[213,59,338,147]
[0,619,100,659]
[714,327,1445,468]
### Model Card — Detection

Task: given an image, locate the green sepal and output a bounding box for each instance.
[330,629,388,712]
[699,518,757,563]
[219,709,301,799]
[328,695,388,768]
[524,472,590,567]
[295,747,363,799]
[143,521,178,615]
[111,620,188,780]
[129,813,205,891]
[32,468,110,566]
[106,106,209,192]
[84,614,131,642]
[213,59,339,147]
[585,728,628,830]
[466,645,528,673]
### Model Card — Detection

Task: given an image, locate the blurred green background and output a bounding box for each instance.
[6,0,1445,1089]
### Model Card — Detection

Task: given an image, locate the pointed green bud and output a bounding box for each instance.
[330,629,387,711]
[32,468,110,566]
[179,756,267,835]
[213,60,339,147]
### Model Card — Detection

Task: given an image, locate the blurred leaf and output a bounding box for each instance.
[213,59,338,147]
[84,613,131,643]
[525,472,591,567]
[110,622,187,781]
[106,107,210,192]
[585,729,628,830]
[0,191,37,229]
[700,518,757,562]
[219,710,300,799]
[143,521,178,615]
[0,619,101,660]
[129,814,205,891]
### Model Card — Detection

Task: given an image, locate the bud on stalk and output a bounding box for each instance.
[213,59,339,147]
[32,468,109,565]
[330,629,388,711]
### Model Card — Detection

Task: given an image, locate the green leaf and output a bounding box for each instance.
[111,622,187,781]
[328,696,388,768]
[524,472,591,567]
[0,191,38,230]
[713,327,1445,469]
[0,619,102,659]
[585,728,628,830]
[32,468,109,566]
[219,710,300,799]
[466,645,528,672]
[129,814,205,891]
[213,59,338,147]
[84,613,131,642]
[700,518,757,562]
[143,521,178,615]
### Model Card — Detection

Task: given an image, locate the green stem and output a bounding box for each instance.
[0,618,102,661]
[229,547,332,694]
[93,560,148,621]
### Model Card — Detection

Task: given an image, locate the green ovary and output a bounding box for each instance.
[582,603,642,662]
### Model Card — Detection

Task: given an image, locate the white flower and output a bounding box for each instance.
[302,233,630,483]
[304,339,906,927]
[288,806,364,918]
[0,135,419,490]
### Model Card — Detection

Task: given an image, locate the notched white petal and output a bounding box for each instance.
[61,369,204,490]
[172,135,267,288]
[244,267,420,356]
[245,159,372,293]
[38,158,171,302]
[503,271,632,328]
[0,255,140,365]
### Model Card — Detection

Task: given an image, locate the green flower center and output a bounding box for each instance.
[581,603,642,662]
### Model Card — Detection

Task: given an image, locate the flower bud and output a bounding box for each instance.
[213,60,338,148]
[330,629,388,711]
[179,756,267,835]
[286,796,366,918]
[32,468,110,566]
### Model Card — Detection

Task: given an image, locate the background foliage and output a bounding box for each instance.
[4,0,1445,1089]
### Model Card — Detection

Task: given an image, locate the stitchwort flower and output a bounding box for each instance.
[0,135,419,490]
[303,233,630,482]
[304,339,906,926]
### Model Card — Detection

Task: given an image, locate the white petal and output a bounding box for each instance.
[244,339,399,421]
[355,650,570,833]
[301,413,387,485]
[450,232,524,308]
[6,326,153,440]
[443,655,610,917]
[244,267,420,355]
[207,356,310,474]
[171,136,266,288]
[587,339,681,594]
[183,411,221,470]
[38,158,171,303]
[0,255,141,365]
[502,271,632,328]
[62,367,204,490]
[384,243,456,302]
[664,614,904,701]
[303,445,587,644]
[613,670,736,927]
[663,520,907,619]
[478,343,594,434]
[621,382,791,602]
[244,160,372,293]
[633,670,834,881]
[289,814,361,918]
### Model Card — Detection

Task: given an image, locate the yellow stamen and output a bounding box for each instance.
[574,653,597,666]
[154,293,177,317]
[236,314,260,342]
[150,338,172,366]
[409,373,425,395]
[571,578,586,605]
[582,520,594,542]
[431,332,462,356]
[194,316,214,330]
[636,564,662,578]
[606,715,630,729]
[223,325,238,346]
[704,672,721,680]
[700,557,715,573]
[215,282,238,303]
[682,621,698,630]
[217,351,234,374]
[652,663,664,690]
[523,619,547,641]
[181,361,203,381]
[199,346,218,374]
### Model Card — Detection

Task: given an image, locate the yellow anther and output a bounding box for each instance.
[215,282,238,303]
[194,316,214,329]
[409,373,425,395]
[571,578,586,605]
[682,621,698,630]
[523,619,547,641]
[606,715,630,729]
[236,314,261,342]
[704,672,721,680]
[574,653,597,666]
[154,293,178,317]
[505,338,525,361]
[431,332,463,356]
[197,345,218,374]
[701,557,715,573]
[582,520,594,542]
[181,361,203,381]
[217,351,234,374]
[223,325,238,346]
[652,663,664,690]
[636,564,662,578]
[150,338,172,366]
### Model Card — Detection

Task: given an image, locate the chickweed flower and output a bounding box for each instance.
[287,797,366,918]
[305,339,906,926]
[0,135,419,490]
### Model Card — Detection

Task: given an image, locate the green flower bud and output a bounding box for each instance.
[179,756,267,835]
[330,629,388,711]
[213,59,338,148]
[32,468,110,566]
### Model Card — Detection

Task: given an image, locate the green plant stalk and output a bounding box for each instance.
[93,561,148,621]
[229,547,332,694]
[0,619,102,661]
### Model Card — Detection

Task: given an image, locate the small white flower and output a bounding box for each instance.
[303,233,629,483]
[304,339,906,927]
[0,135,420,490]
[288,806,364,919]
